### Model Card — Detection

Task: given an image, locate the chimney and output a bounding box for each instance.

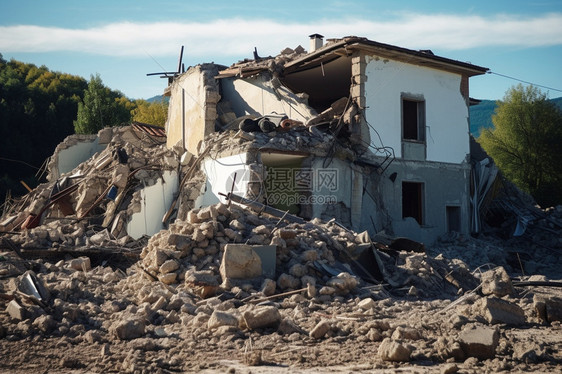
[309,33,324,52]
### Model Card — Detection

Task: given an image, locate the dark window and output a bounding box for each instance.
[402,98,425,141]
[402,182,423,225]
[447,206,461,232]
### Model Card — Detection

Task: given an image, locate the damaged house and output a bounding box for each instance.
[164,35,488,245]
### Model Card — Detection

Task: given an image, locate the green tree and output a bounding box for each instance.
[73,74,133,134]
[478,84,562,207]
[131,99,168,127]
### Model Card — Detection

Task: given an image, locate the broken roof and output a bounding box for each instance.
[283,36,489,77]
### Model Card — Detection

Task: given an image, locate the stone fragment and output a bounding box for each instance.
[185,270,220,298]
[358,298,376,310]
[159,259,179,274]
[475,297,525,325]
[309,320,331,339]
[112,164,130,189]
[69,256,91,272]
[289,264,307,278]
[158,272,178,285]
[111,319,146,340]
[377,338,411,362]
[278,229,297,239]
[480,267,514,297]
[391,326,421,340]
[243,306,281,330]
[220,244,262,282]
[207,310,239,330]
[6,300,27,320]
[458,324,499,359]
[533,295,562,323]
[260,278,277,296]
[33,314,56,333]
[277,273,299,290]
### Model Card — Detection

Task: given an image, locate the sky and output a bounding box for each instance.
[1,0,561,101]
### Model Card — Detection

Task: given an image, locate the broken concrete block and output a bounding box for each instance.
[243,306,281,330]
[377,338,411,362]
[158,272,178,285]
[69,256,91,272]
[159,259,179,274]
[458,324,499,359]
[207,310,239,330]
[480,267,514,297]
[358,298,376,310]
[185,270,219,298]
[475,297,525,325]
[309,320,331,339]
[112,164,130,189]
[6,300,27,321]
[110,319,146,340]
[289,263,307,278]
[220,244,262,282]
[533,295,562,323]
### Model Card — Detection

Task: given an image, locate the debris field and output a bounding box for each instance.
[1,123,562,373]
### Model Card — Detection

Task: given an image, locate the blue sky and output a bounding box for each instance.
[1,0,561,100]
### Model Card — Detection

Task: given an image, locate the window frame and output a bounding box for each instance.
[401,94,426,143]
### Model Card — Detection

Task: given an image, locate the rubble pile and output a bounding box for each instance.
[1,125,180,251]
[0,124,561,373]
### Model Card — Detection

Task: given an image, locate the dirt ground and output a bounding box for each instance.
[1,247,561,374]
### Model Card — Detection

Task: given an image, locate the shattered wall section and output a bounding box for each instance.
[46,133,107,182]
[126,170,179,240]
[219,73,316,123]
[166,64,221,155]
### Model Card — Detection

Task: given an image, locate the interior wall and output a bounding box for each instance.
[220,75,316,123]
[126,170,178,239]
[56,138,106,178]
[200,153,250,206]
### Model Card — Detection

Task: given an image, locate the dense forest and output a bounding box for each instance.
[0,54,88,203]
[0,55,167,206]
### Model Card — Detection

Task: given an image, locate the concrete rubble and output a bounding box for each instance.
[0,47,561,373]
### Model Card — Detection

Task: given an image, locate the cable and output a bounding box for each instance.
[0,157,41,170]
[488,71,562,93]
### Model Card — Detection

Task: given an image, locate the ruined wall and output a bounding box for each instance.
[363,57,470,164]
[166,64,220,155]
[126,170,179,239]
[47,134,107,181]
[384,160,471,244]
[219,74,316,122]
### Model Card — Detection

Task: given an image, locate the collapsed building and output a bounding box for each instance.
[164,35,489,245]
[2,36,562,373]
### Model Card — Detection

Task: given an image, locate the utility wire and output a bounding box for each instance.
[488,71,562,93]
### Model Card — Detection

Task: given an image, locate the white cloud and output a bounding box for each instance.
[1,13,562,58]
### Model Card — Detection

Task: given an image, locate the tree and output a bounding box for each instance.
[131,99,168,127]
[478,84,562,207]
[73,74,132,134]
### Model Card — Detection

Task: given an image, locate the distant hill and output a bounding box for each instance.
[146,95,169,103]
[470,97,562,138]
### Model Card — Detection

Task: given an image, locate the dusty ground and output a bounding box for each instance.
[1,245,561,374]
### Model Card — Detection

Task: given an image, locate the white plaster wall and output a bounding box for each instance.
[364,57,469,164]
[220,75,316,123]
[57,138,106,176]
[201,153,250,205]
[126,170,178,239]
